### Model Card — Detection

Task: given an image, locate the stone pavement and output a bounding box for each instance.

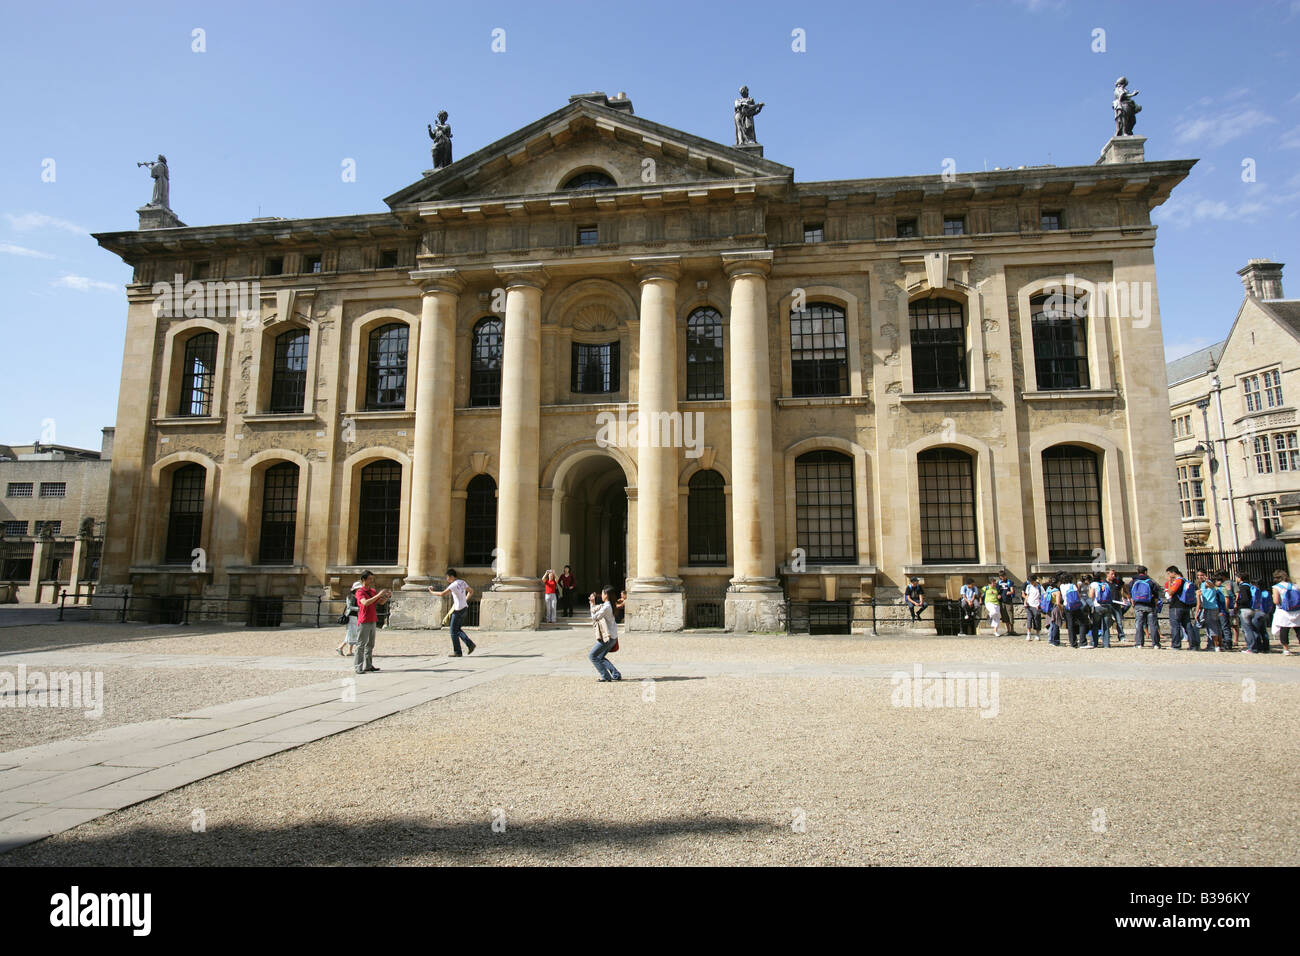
[2,629,1296,854]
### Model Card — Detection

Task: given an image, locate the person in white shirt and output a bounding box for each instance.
[588,586,622,682]
[1023,575,1042,641]
[1271,570,1300,655]
[428,569,476,656]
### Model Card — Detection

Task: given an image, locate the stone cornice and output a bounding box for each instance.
[409,267,464,295]
[629,255,681,283]
[721,250,773,279]
[494,262,549,289]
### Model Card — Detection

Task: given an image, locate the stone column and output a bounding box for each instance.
[722,251,784,632]
[626,256,685,631]
[480,264,548,630]
[388,269,462,629]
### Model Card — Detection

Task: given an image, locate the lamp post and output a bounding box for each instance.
[1196,397,1222,551]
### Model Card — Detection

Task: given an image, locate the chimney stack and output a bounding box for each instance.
[1237,258,1285,300]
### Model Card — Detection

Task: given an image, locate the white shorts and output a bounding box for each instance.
[986,604,1001,623]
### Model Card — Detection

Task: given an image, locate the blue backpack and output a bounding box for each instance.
[1062,584,1082,611]
[1280,583,1300,613]
[1253,586,1275,615]
[1038,588,1054,613]
[1200,584,1222,610]
[1175,580,1196,604]
[1094,582,1112,605]
[1130,577,1155,604]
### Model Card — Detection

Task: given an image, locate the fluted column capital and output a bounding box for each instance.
[409,267,464,296]
[721,250,773,281]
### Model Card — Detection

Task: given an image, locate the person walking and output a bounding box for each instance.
[1194,569,1227,652]
[995,570,1017,635]
[559,565,577,618]
[982,576,1004,637]
[353,571,390,674]
[542,570,559,624]
[1270,570,1300,655]
[959,577,980,636]
[1023,574,1043,641]
[428,569,476,657]
[336,579,362,657]
[1164,566,1198,651]
[588,586,622,682]
[1128,566,1163,649]
[904,577,927,623]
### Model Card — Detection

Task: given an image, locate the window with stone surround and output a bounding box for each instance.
[1043,445,1103,562]
[264,256,284,276]
[943,216,965,236]
[918,448,977,563]
[562,170,616,190]
[302,253,323,274]
[1274,431,1299,471]
[179,332,218,416]
[789,302,848,397]
[909,297,968,393]
[269,329,309,414]
[1177,463,1205,518]
[1041,211,1063,231]
[164,464,205,564]
[365,323,408,410]
[803,223,824,243]
[469,318,504,408]
[356,460,401,565]
[378,249,399,269]
[896,218,918,238]
[688,469,727,566]
[258,462,298,565]
[1030,293,1090,390]
[795,451,856,564]
[6,483,33,498]
[576,225,599,246]
[1263,368,1284,407]
[3,521,27,537]
[685,307,724,401]
[1254,435,1274,474]
[571,342,619,394]
[463,474,497,566]
[39,482,66,498]
[1243,374,1262,413]
[34,520,60,536]
[1258,498,1281,537]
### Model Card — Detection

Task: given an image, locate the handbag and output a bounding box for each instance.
[336,612,349,625]
[608,638,619,653]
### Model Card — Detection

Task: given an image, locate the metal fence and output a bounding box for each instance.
[1185,547,1288,585]
[785,598,1019,636]
[684,582,728,629]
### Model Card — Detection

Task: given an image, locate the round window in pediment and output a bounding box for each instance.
[561,169,617,190]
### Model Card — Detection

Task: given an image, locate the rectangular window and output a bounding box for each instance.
[1275,431,1300,471]
[191,260,210,280]
[909,298,968,392]
[1043,449,1104,562]
[943,217,965,236]
[1254,435,1273,474]
[1040,211,1062,231]
[1260,499,1281,537]
[264,256,284,276]
[918,450,977,563]
[34,520,61,536]
[571,342,619,394]
[794,452,856,564]
[896,218,917,238]
[6,482,33,498]
[258,465,298,565]
[803,223,824,243]
[378,249,399,269]
[1263,368,1283,407]
[302,253,323,274]
[1177,465,1206,519]
[1243,375,1260,413]
[790,304,849,397]
[576,225,599,246]
[39,482,66,498]
[3,521,27,537]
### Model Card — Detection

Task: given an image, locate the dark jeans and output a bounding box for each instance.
[1092,604,1119,647]
[1064,607,1087,647]
[1133,604,1161,647]
[960,603,979,635]
[449,608,474,654]
[560,589,574,617]
[1168,604,1198,649]
[908,602,927,622]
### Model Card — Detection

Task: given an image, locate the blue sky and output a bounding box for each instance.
[2,0,1298,450]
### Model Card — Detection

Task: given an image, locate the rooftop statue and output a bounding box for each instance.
[428,111,453,169]
[1113,77,1141,137]
[734,85,763,146]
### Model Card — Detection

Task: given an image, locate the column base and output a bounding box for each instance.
[725,580,785,633]
[384,590,448,629]
[625,587,685,632]
[480,589,543,630]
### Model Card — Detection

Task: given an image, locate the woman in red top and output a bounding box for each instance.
[542,570,559,623]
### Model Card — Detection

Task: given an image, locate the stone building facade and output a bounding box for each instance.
[1167,259,1300,552]
[0,430,113,602]
[92,93,1193,630]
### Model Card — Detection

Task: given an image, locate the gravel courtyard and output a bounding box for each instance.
[3,620,1297,866]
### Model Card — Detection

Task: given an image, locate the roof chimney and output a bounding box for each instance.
[1237,258,1284,300]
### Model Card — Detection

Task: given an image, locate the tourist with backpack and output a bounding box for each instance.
[995,571,1017,635]
[1251,577,1275,653]
[958,577,980,636]
[1128,566,1163,649]
[1164,566,1199,651]
[904,577,927,623]
[1215,572,1237,650]
[1107,569,1129,643]
[1270,570,1300,655]
[1234,570,1265,654]
[1023,574,1043,641]
[982,576,1004,637]
[1059,574,1088,648]
[1194,569,1227,652]
[1089,573,1118,648]
[1041,578,1063,645]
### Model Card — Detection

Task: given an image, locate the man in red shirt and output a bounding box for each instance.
[353,570,390,674]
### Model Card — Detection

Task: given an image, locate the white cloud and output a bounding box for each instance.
[1155,191,1273,228]
[5,212,87,234]
[0,242,55,259]
[53,274,118,292]
[1280,125,1300,149]
[1174,108,1276,148]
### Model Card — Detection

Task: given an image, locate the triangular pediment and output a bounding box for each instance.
[383,96,792,209]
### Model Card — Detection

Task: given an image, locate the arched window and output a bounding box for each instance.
[269,329,310,413]
[365,324,408,410]
[356,460,402,565]
[686,307,724,400]
[687,470,726,565]
[918,448,976,563]
[464,474,498,566]
[179,332,218,416]
[561,170,616,190]
[910,298,968,393]
[258,462,299,565]
[469,318,503,408]
[790,303,848,397]
[1031,293,1090,390]
[794,451,856,564]
[1043,445,1103,561]
[164,464,205,564]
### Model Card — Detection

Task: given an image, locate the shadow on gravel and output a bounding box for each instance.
[2,815,777,866]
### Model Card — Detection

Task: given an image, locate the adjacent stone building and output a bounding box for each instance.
[91,92,1193,630]
[1167,259,1300,552]
[0,430,113,602]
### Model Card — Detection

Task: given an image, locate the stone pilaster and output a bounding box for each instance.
[626,256,685,631]
[480,264,548,630]
[721,251,784,632]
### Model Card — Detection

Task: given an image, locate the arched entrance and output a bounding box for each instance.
[551,452,630,600]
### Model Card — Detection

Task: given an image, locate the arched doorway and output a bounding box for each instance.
[552,453,629,600]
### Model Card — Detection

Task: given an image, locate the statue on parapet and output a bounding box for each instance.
[137,154,170,209]
[428,110,453,169]
[734,85,763,146]
[1113,77,1141,137]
